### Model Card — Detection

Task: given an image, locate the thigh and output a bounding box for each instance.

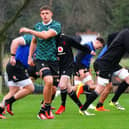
[43,75,53,84]
[58,75,69,89]
[9,86,20,93]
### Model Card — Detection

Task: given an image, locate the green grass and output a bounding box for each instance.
[120,58,129,68]
[0,94,129,129]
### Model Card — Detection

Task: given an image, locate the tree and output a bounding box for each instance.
[108,0,129,32]
[49,0,53,7]
[0,0,30,94]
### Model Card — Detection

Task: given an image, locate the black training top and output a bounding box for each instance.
[96,28,129,70]
[56,34,92,67]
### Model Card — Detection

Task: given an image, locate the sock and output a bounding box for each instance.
[68,90,82,108]
[5,96,16,111]
[61,89,67,106]
[0,107,4,114]
[86,94,89,100]
[44,103,51,115]
[83,85,92,99]
[51,94,55,101]
[5,96,16,105]
[96,102,103,108]
[83,85,91,93]
[112,81,129,102]
[81,91,99,111]
[39,106,45,114]
[45,103,51,109]
[41,99,44,104]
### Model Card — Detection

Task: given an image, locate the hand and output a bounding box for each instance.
[28,57,35,66]
[90,50,96,56]
[19,27,31,34]
[10,56,16,66]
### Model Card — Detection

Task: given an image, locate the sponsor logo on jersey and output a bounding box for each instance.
[58,46,63,53]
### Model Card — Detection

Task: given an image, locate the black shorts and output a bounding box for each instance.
[35,60,59,76]
[94,60,122,79]
[74,63,89,76]
[60,64,74,77]
[6,61,29,82]
[53,75,60,87]
[93,61,99,73]
[28,65,39,79]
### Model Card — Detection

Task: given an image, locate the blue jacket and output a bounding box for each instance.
[15,34,32,68]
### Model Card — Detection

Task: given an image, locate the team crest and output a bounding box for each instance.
[13,76,16,80]
[13,75,18,81]
[41,63,44,66]
[58,46,63,53]
[63,71,66,74]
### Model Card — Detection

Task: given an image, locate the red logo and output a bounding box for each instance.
[58,46,63,52]
[63,41,66,45]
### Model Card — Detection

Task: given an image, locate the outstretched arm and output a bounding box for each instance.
[10,36,25,65]
[19,27,57,39]
[65,35,95,55]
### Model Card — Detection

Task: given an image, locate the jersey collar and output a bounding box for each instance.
[42,19,53,25]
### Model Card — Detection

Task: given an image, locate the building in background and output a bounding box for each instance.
[77,29,100,45]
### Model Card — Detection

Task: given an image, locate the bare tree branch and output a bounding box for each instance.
[49,0,53,7]
[0,0,31,94]
[0,0,31,42]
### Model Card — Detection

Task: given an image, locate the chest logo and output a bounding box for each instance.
[58,46,63,53]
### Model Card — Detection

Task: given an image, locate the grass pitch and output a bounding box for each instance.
[0,93,129,129]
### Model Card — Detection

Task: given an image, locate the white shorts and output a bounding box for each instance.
[8,78,33,87]
[97,68,129,86]
[82,75,92,84]
[74,80,82,85]
[113,68,129,80]
[97,76,109,86]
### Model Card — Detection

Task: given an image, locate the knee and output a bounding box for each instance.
[44,77,53,88]
[46,79,53,85]
[31,85,35,92]
[29,84,35,93]
[59,83,66,90]
[24,84,35,94]
[67,87,72,93]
